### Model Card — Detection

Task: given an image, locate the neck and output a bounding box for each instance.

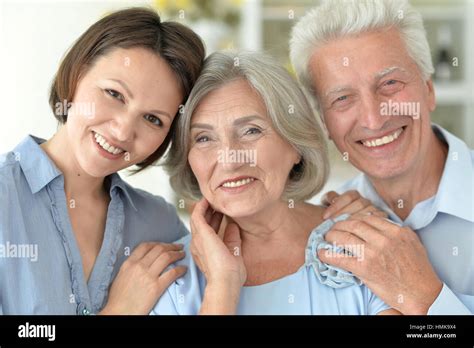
[233,201,321,249]
[40,126,107,200]
[369,130,448,220]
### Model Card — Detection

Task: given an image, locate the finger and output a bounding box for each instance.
[352,206,388,219]
[324,228,366,258]
[204,205,213,225]
[321,191,340,206]
[191,199,212,236]
[127,242,156,262]
[158,265,188,289]
[331,219,387,246]
[141,243,184,267]
[223,223,242,255]
[322,190,361,219]
[150,250,186,277]
[192,198,209,222]
[325,198,371,219]
[317,248,361,275]
[209,211,223,233]
[355,214,402,234]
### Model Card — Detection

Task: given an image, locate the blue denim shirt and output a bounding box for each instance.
[0,135,188,314]
[338,125,474,315]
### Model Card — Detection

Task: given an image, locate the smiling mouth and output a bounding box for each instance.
[358,126,406,148]
[220,177,255,188]
[93,131,125,155]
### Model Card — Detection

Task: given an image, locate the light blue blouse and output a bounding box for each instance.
[337,125,474,315]
[151,218,390,315]
[0,135,188,315]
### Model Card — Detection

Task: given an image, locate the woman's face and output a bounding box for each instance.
[65,47,183,177]
[188,79,300,218]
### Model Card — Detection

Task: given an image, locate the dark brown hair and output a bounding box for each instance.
[49,7,205,171]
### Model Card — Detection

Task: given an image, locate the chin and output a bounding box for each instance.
[77,155,117,178]
[359,160,410,180]
[215,200,260,219]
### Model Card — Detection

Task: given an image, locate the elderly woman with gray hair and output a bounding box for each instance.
[151,50,399,315]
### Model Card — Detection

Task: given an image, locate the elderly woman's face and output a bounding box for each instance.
[188,79,300,218]
[65,47,182,177]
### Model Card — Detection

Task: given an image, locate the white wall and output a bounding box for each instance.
[0,0,175,202]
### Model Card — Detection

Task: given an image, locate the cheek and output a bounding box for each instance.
[189,150,210,188]
[325,112,354,148]
[256,140,295,187]
[134,128,167,159]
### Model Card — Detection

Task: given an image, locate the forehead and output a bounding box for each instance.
[309,28,419,90]
[192,79,267,122]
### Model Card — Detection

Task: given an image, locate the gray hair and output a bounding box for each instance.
[290,0,434,110]
[164,50,329,202]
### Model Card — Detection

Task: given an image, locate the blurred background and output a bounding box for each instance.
[1,0,473,225]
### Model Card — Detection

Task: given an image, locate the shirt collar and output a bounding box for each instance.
[15,135,138,211]
[15,135,61,194]
[108,173,138,212]
[348,124,473,224]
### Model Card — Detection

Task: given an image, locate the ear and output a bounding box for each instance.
[425,78,436,113]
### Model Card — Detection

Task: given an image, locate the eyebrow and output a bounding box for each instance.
[374,66,407,80]
[190,115,265,130]
[106,78,171,120]
[324,66,408,98]
[107,78,134,99]
[325,86,352,98]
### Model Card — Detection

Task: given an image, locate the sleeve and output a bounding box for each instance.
[366,287,391,315]
[150,286,179,315]
[427,283,472,315]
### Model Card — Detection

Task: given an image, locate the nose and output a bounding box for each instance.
[358,93,387,131]
[216,137,247,171]
[109,112,136,143]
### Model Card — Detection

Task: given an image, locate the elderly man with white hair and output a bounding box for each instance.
[290,0,473,314]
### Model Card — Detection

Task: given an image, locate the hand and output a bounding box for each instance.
[190,198,246,314]
[99,242,187,315]
[318,214,442,315]
[190,198,246,287]
[322,190,388,220]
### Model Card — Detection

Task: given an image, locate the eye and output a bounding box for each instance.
[105,89,124,102]
[196,135,210,143]
[380,79,403,94]
[244,127,262,136]
[144,114,163,127]
[335,95,348,103]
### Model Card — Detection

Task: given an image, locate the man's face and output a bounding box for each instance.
[309,28,436,180]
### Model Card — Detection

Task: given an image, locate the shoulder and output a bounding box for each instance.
[111,177,189,242]
[151,234,204,315]
[119,180,186,226]
[0,150,24,196]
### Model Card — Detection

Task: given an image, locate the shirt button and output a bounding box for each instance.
[82,308,91,315]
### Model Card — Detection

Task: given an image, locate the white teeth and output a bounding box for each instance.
[94,132,124,155]
[362,128,403,148]
[222,178,255,188]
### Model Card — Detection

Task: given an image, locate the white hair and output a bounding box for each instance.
[290,0,434,109]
